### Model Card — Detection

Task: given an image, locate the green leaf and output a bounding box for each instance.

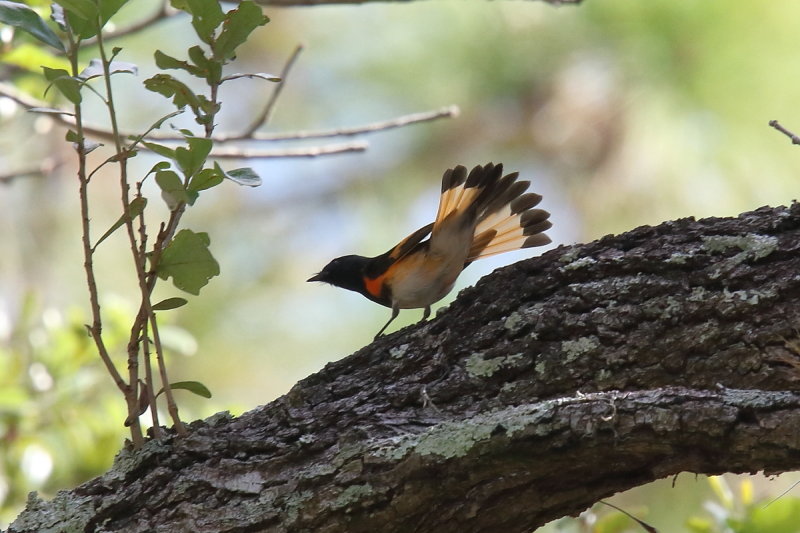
[42,66,81,104]
[216,163,261,187]
[157,380,212,399]
[144,73,202,112]
[185,0,224,45]
[156,169,189,209]
[188,167,223,193]
[213,1,268,60]
[55,0,96,20]
[175,136,212,178]
[79,58,138,80]
[188,45,221,83]
[65,129,81,142]
[156,229,220,295]
[152,297,188,311]
[93,196,147,250]
[154,49,204,78]
[61,0,127,39]
[0,1,65,51]
[141,141,176,160]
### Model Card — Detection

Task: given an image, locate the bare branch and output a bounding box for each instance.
[240,43,304,138]
[0,83,456,159]
[209,141,368,158]
[247,105,461,142]
[769,119,800,145]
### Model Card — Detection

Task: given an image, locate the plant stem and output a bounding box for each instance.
[66,27,143,447]
[95,17,188,438]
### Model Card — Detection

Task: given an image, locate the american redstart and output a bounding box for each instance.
[308,163,552,339]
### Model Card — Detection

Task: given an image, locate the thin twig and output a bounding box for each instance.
[135,180,163,438]
[762,479,800,509]
[240,44,303,138]
[0,83,459,158]
[599,501,658,533]
[149,305,186,435]
[769,119,800,145]
[209,141,368,158]
[96,21,153,443]
[248,105,461,141]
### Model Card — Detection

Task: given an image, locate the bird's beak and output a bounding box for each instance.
[307,273,323,282]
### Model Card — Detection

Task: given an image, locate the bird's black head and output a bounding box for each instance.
[307,255,370,293]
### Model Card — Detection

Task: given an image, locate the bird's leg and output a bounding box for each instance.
[374,305,400,340]
[421,306,431,321]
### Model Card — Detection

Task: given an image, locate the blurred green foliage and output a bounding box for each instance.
[0,294,128,525]
[2,0,800,529]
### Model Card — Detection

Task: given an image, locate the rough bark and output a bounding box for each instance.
[9,203,800,533]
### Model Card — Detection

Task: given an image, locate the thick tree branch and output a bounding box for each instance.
[9,203,800,532]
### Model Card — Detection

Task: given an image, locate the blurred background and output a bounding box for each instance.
[2,0,800,530]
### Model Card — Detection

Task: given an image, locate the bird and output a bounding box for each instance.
[308,163,552,339]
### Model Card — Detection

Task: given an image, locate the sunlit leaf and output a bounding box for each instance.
[79,139,102,154]
[156,229,220,295]
[215,163,261,187]
[0,1,65,51]
[152,297,188,311]
[78,59,138,80]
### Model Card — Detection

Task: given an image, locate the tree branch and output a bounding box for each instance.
[0,83,457,159]
[9,203,800,532]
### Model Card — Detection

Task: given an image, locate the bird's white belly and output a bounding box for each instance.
[388,252,463,309]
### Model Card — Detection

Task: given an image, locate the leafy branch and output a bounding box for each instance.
[0,0,458,448]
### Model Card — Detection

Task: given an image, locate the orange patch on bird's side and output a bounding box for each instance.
[364,273,387,299]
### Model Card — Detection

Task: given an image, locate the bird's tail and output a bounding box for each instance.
[434,163,552,262]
